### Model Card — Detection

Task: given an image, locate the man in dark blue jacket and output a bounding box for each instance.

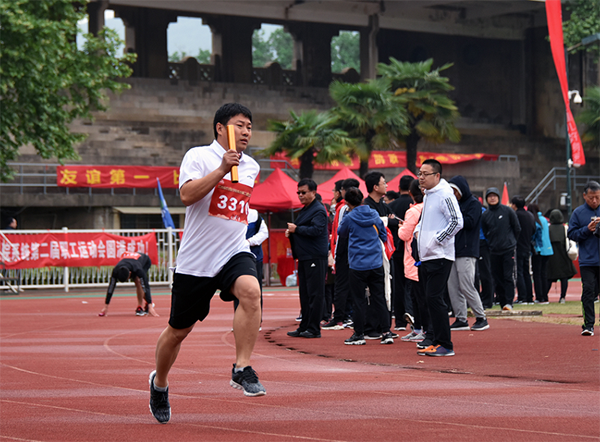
[448,176,489,331]
[286,179,329,338]
[568,181,600,336]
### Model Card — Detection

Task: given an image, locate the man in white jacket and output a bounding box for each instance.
[413,159,463,357]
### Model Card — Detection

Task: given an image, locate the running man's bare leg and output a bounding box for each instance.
[134,278,144,306]
[154,324,194,388]
[231,275,261,368]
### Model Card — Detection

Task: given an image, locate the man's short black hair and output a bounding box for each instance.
[584,180,600,194]
[344,187,363,207]
[298,178,317,191]
[399,175,414,191]
[334,180,344,192]
[115,266,130,283]
[341,178,360,191]
[409,179,423,204]
[511,196,526,209]
[213,103,252,138]
[385,190,399,201]
[422,159,442,175]
[364,171,385,193]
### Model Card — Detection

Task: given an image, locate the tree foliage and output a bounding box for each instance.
[377,58,460,174]
[169,49,211,64]
[0,0,136,182]
[264,110,354,179]
[329,78,410,177]
[269,28,293,70]
[331,31,360,73]
[576,85,600,149]
[563,0,600,56]
[252,29,274,67]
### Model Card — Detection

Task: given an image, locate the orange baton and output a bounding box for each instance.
[226,125,239,183]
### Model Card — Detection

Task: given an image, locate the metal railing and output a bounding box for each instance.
[525,167,597,204]
[0,228,181,292]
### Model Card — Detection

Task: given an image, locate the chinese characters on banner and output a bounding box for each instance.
[1,232,158,269]
[57,166,180,188]
[270,151,498,171]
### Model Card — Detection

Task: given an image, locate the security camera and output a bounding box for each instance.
[568,90,583,104]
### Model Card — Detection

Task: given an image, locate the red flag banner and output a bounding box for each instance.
[57,165,180,188]
[545,0,585,166]
[1,232,158,269]
[270,151,497,170]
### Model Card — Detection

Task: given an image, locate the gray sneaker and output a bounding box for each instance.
[230,365,266,397]
[149,370,171,423]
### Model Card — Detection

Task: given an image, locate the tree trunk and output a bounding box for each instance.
[359,160,369,179]
[299,149,315,179]
[405,130,421,175]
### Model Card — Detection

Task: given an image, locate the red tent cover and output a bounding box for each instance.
[250,168,302,212]
[386,169,417,192]
[317,167,368,204]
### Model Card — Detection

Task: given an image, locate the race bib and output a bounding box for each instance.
[208,179,252,224]
[121,252,141,260]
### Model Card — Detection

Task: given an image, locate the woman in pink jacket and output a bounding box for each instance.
[397,180,428,343]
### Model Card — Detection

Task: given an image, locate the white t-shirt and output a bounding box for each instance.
[176,140,260,277]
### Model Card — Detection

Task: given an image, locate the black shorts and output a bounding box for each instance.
[169,252,257,330]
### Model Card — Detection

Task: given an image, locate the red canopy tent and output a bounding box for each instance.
[250,168,302,212]
[317,167,368,204]
[386,169,417,192]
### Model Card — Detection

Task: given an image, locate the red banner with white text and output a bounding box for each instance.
[270,151,497,170]
[546,0,585,166]
[1,232,158,269]
[57,165,180,188]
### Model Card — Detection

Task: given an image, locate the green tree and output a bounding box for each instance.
[377,58,460,174]
[576,85,600,148]
[263,110,354,179]
[329,78,410,178]
[563,0,600,57]
[0,0,135,182]
[169,51,188,62]
[252,29,273,67]
[331,31,360,73]
[269,28,293,69]
[169,49,211,64]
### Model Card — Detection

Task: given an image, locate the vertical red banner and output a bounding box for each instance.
[546,0,585,166]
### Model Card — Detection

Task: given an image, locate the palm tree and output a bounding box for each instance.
[329,78,410,178]
[378,58,460,174]
[576,85,600,148]
[263,110,354,179]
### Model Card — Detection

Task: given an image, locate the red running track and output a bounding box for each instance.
[1,286,598,442]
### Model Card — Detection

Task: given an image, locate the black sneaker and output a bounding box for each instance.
[322,319,345,330]
[450,319,470,331]
[136,306,147,316]
[416,339,433,349]
[149,370,171,423]
[380,332,395,345]
[581,327,594,336]
[471,318,490,331]
[230,365,266,397]
[344,333,366,345]
[364,331,382,340]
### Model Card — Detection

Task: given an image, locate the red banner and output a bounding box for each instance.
[270,151,497,170]
[57,165,180,188]
[546,0,585,166]
[1,232,158,269]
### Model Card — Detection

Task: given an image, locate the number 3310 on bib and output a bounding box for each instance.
[208,180,253,224]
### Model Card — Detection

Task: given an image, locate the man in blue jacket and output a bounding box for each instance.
[286,179,329,339]
[448,176,489,331]
[568,181,600,336]
[338,187,394,345]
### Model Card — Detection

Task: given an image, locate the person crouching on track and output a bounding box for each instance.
[337,187,395,346]
[99,252,158,317]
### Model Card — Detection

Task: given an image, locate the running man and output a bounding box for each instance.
[149,103,264,424]
[99,252,158,317]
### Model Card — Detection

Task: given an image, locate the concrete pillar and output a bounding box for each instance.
[360,14,379,81]
[87,0,108,36]
[205,16,259,83]
[288,23,337,87]
[116,7,177,78]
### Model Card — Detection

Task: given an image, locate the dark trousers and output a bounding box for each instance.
[421,259,453,350]
[516,251,533,303]
[580,266,600,329]
[323,281,334,320]
[393,253,413,327]
[477,240,494,308]
[410,277,429,332]
[298,258,327,335]
[332,250,351,323]
[349,266,389,336]
[531,254,549,302]
[490,251,516,308]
